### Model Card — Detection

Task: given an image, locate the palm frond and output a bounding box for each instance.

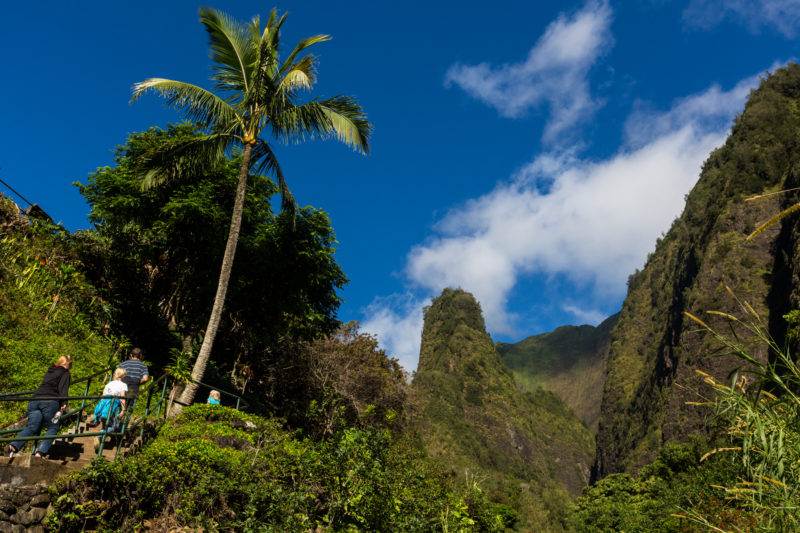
[272,96,371,154]
[130,78,243,131]
[317,96,371,154]
[264,9,288,50]
[199,6,255,95]
[252,140,296,219]
[278,35,330,79]
[277,55,316,92]
[246,17,281,111]
[136,132,233,190]
[247,13,261,41]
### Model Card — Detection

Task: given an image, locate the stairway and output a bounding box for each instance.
[0,420,143,486]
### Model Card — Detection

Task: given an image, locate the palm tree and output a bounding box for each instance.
[131,7,371,412]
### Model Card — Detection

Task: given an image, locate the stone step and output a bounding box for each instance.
[1,418,150,480]
[0,455,75,485]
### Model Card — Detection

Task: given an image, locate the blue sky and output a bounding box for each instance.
[1,0,799,371]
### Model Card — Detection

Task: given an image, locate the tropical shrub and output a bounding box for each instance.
[571,437,743,532]
[47,405,505,532]
[258,322,407,438]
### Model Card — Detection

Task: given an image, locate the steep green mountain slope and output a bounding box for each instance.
[497,313,618,432]
[410,288,595,530]
[597,63,800,477]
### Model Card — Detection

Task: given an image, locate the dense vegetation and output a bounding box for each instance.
[0,196,116,427]
[129,6,371,407]
[571,301,800,532]
[5,6,800,531]
[75,123,347,399]
[572,436,749,532]
[48,405,506,532]
[598,63,800,476]
[683,302,800,530]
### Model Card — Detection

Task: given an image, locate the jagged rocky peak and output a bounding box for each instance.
[417,287,490,374]
[410,287,596,527]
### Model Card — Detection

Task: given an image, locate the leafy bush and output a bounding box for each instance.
[571,437,743,532]
[47,405,505,532]
[259,322,407,438]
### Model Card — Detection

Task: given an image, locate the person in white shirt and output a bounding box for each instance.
[91,368,128,451]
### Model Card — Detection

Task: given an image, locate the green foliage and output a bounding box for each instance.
[47,405,504,532]
[581,299,800,533]
[258,322,407,438]
[129,6,370,404]
[571,438,745,532]
[164,347,194,384]
[76,123,347,371]
[0,198,115,427]
[783,309,800,343]
[497,313,618,431]
[599,63,800,476]
[682,303,800,530]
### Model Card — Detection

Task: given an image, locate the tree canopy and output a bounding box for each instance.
[130,7,370,407]
[76,123,347,376]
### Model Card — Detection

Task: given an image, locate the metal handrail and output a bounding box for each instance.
[193,379,249,411]
[0,372,249,461]
[71,365,117,386]
[0,365,115,399]
[0,364,116,440]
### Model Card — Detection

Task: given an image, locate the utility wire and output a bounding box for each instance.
[0,173,35,208]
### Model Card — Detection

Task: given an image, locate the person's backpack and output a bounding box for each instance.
[94,397,121,422]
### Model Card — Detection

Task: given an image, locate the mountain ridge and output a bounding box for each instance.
[497,313,617,432]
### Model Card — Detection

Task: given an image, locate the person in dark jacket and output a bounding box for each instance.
[4,355,72,458]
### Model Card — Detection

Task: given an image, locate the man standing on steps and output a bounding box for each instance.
[118,348,149,412]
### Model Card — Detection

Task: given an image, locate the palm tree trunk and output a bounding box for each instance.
[170,143,254,415]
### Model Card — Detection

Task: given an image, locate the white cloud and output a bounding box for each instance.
[359,294,426,373]
[444,0,613,143]
[684,0,800,37]
[623,75,759,149]
[405,124,726,336]
[561,304,608,325]
[362,75,759,373]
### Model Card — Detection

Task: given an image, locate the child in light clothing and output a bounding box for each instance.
[207,390,221,406]
[90,368,128,445]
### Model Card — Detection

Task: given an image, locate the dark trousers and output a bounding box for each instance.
[127,394,139,413]
[11,399,60,454]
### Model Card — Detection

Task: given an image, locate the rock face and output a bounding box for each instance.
[596,64,800,478]
[411,288,595,526]
[0,482,50,533]
[498,313,618,433]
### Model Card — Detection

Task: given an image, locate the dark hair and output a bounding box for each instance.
[130,347,142,359]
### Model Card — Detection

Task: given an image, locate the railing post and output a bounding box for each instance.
[158,378,168,418]
[97,411,108,457]
[144,383,154,416]
[141,384,155,440]
[74,377,91,436]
